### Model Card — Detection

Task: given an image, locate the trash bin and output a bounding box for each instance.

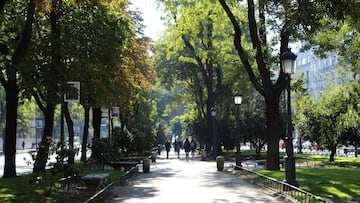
[216,156,224,171]
[201,150,207,161]
[235,151,242,168]
[143,158,150,173]
[151,152,157,162]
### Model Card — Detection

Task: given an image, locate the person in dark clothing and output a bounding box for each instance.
[165,140,171,159]
[157,144,161,155]
[190,139,197,156]
[183,138,191,161]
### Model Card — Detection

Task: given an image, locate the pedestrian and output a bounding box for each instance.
[174,140,180,159]
[22,141,25,150]
[165,140,171,159]
[190,139,197,156]
[183,138,191,161]
[157,144,161,155]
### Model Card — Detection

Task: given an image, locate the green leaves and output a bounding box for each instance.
[294,81,360,151]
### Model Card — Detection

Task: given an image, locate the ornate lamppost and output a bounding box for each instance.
[234,93,243,167]
[281,48,298,186]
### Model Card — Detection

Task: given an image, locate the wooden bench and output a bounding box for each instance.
[81,173,109,191]
[118,156,146,164]
[109,161,138,171]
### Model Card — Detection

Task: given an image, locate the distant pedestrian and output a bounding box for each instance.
[184,138,191,161]
[174,140,180,159]
[157,144,161,155]
[22,141,25,150]
[190,139,197,156]
[165,140,171,159]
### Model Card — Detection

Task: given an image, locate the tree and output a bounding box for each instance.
[294,81,360,161]
[59,0,134,144]
[336,82,360,157]
[19,0,136,171]
[241,93,269,158]
[157,0,250,155]
[218,0,301,170]
[0,0,35,178]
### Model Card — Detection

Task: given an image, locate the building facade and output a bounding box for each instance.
[295,49,338,99]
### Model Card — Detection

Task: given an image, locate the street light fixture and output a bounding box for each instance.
[234,93,243,167]
[234,94,243,105]
[281,48,298,187]
[210,107,217,159]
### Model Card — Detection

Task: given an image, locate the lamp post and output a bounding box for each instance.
[281,48,298,187]
[210,107,217,159]
[234,93,243,167]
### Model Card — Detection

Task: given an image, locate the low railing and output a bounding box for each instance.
[84,182,114,203]
[235,166,330,203]
[121,165,139,185]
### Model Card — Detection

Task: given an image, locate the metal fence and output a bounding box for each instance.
[84,182,114,203]
[235,166,330,203]
[121,165,139,185]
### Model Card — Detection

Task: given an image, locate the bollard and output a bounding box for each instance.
[143,158,150,173]
[216,156,224,171]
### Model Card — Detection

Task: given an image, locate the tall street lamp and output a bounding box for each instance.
[281,48,298,187]
[210,107,217,159]
[234,93,243,167]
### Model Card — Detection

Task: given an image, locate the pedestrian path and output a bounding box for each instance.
[110,152,283,203]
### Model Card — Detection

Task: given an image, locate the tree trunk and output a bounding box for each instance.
[91,107,101,158]
[92,107,101,140]
[2,78,19,178]
[81,107,90,162]
[355,145,358,158]
[33,104,55,173]
[265,96,281,170]
[63,102,74,164]
[255,146,261,159]
[1,0,35,178]
[329,145,336,162]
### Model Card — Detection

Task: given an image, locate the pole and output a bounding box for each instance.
[212,114,217,159]
[235,105,242,167]
[284,75,298,186]
[60,97,64,150]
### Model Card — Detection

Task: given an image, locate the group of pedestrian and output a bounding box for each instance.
[164,138,197,161]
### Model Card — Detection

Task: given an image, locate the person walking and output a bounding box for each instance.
[174,140,180,159]
[165,140,171,159]
[190,139,197,156]
[183,138,191,161]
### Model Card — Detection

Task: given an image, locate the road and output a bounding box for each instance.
[110,152,283,203]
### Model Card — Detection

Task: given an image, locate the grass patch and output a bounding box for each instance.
[257,155,360,201]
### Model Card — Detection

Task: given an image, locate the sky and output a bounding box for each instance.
[129,0,166,41]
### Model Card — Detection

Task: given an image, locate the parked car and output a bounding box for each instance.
[342,145,360,154]
[311,144,325,151]
[64,136,81,154]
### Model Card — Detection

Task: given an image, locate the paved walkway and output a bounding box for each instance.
[109,152,284,203]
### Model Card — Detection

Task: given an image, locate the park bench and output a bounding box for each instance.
[81,173,110,191]
[57,175,84,191]
[118,156,146,164]
[109,161,138,171]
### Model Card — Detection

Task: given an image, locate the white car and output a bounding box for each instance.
[65,136,82,154]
